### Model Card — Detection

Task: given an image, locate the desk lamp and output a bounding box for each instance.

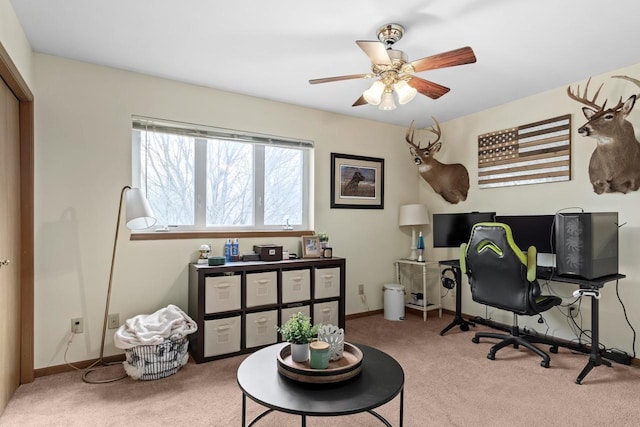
[398,204,429,261]
[82,186,156,384]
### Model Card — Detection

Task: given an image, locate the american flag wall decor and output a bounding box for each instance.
[477,114,571,188]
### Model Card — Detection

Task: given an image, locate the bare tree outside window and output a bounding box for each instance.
[132,118,312,232]
[206,139,253,226]
[265,146,303,225]
[141,131,194,225]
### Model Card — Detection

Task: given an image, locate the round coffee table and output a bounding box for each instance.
[237,342,404,426]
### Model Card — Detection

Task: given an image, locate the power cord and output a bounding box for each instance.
[360,293,370,312]
[63,331,83,371]
[614,279,637,358]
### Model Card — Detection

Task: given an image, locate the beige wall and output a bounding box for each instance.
[32,54,419,368]
[0,0,33,88]
[6,0,638,366]
[429,63,640,354]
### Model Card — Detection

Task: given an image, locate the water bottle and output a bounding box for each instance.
[231,238,239,261]
[224,239,232,262]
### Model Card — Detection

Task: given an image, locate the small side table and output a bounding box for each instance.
[394,259,442,322]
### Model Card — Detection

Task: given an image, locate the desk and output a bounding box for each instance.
[394,259,442,322]
[438,259,475,335]
[237,343,404,426]
[437,259,625,384]
[538,271,625,384]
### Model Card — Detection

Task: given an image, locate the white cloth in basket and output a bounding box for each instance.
[114,304,197,350]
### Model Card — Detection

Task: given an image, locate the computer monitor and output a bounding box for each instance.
[433,212,496,248]
[494,215,556,254]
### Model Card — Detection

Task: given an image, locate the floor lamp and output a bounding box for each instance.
[398,204,430,261]
[83,186,156,384]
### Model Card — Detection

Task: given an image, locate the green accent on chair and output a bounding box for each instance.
[459,243,467,273]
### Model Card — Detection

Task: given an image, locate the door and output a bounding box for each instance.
[0,75,21,411]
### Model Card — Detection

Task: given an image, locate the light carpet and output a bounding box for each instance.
[1,313,639,426]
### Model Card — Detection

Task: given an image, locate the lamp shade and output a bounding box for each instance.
[363,81,385,105]
[125,188,157,230]
[378,91,397,110]
[398,204,430,226]
[395,80,418,105]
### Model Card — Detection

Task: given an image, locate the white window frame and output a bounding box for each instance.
[132,116,313,232]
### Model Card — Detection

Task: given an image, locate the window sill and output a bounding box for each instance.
[130,230,315,241]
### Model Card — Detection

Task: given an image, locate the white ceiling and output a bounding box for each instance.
[10,0,640,128]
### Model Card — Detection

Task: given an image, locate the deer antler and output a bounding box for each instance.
[425,116,442,148]
[405,117,442,151]
[567,77,606,111]
[612,75,640,99]
[405,120,420,149]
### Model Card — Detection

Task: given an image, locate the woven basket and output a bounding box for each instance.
[124,336,189,381]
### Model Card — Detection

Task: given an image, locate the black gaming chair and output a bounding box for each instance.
[460,222,562,368]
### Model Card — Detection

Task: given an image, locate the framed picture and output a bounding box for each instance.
[331,153,384,209]
[301,236,321,258]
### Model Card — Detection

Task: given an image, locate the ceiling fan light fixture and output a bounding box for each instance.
[395,80,418,105]
[378,91,397,110]
[363,80,385,105]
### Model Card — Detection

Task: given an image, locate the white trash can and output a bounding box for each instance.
[383,284,405,321]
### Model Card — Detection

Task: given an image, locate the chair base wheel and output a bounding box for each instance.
[487,353,496,360]
[460,324,470,332]
[472,337,480,344]
[540,360,550,368]
[549,346,558,354]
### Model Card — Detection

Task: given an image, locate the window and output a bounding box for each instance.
[132,117,312,232]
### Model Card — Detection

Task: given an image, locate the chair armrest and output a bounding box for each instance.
[460,243,467,274]
[526,246,537,282]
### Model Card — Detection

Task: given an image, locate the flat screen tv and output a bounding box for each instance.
[433,212,496,248]
[494,215,556,254]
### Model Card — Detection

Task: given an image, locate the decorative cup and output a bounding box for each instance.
[309,340,330,369]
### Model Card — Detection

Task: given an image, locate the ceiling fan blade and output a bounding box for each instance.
[407,76,450,99]
[352,95,368,107]
[356,40,392,65]
[409,46,476,73]
[309,74,370,84]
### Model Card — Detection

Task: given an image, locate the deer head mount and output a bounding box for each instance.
[567,75,640,194]
[405,117,470,204]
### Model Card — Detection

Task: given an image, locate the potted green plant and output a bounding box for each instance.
[277,312,321,362]
[318,232,329,249]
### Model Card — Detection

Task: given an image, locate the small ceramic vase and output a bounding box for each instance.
[290,343,309,362]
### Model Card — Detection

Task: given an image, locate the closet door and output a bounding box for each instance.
[0,76,21,411]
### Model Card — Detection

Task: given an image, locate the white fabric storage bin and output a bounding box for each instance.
[245,310,278,348]
[281,305,310,325]
[246,271,277,307]
[314,267,341,299]
[314,301,339,326]
[204,316,241,357]
[282,269,311,303]
[205,275,241,314]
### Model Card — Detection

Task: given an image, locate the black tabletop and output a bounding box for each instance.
[236,343,404,417]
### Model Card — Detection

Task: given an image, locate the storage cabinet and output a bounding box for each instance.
[188,257,345,363]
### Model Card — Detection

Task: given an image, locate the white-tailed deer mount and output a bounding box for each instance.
[567,75,640,194]
[405,117,470,204]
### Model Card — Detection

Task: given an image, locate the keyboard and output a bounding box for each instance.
[537,266,555,279]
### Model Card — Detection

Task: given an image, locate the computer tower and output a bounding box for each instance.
[554,212,619,279]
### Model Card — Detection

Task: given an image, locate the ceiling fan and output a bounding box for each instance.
[309,23,477,110]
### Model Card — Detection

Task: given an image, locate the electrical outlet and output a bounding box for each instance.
[71,318,83,334]
[358,284,364,295]
[108,313,120,329]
